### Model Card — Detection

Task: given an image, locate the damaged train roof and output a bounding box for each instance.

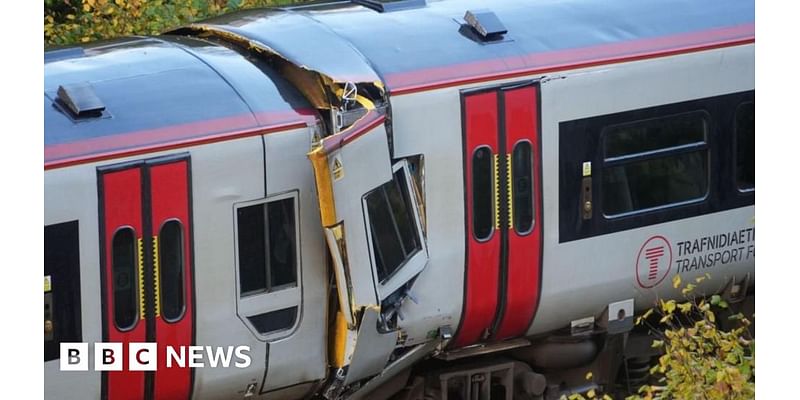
[44,0,754,168]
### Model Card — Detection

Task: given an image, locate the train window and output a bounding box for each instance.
[267,199,297,288]
[237,197,298,296]
[736,102,755,190]
[472,146,494,240]
[159,221,184,322]
[112,228,138,331]
[512,142,534,233]
[602,112,709,216]
[604,112,706,158]
[44,221,82,362]
[365,168,422,283]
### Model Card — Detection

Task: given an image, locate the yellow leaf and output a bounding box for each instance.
[603,396,612,400]
[672,274,681,289]
[587,389,596,398]
[706,310,716,323]
[115,0,125,5]
[585,372,593,380]
[66,14,76,20]
[665,300,676,313]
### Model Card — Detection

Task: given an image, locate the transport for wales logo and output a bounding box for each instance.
[59,343,251,371]
[635,235,673,289]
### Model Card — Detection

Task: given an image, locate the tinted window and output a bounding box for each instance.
[267,199,297,288]
[112,228,138,330]
[604,112,706,158]
[736,102,754,190]
[472,147,494,240]
[602,112,709,216]
[159,221,184,322]
[237,205,267,294]
[247,306,298,335]
[512,142,534,233]
[603,151,708,215]
[366,169,422,283]
[44,221,82,361]
[237,197,298,296]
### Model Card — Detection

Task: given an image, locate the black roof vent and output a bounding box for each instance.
[56,82,105,119]
[464,9,507,40]
[352,0,426,13]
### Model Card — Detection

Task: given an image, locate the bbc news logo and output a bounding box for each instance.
[60,343,251,371]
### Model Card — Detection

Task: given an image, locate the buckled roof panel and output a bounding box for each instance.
[184,8,383,86]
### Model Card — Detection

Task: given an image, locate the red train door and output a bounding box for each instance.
[99,154,195,400]
[455,82,543,347]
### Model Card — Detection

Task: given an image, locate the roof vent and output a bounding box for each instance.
[352,0,426,13]
[464,9,507,40]
[56,82,105,119]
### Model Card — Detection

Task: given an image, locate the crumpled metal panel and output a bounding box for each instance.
[184,8,383,86]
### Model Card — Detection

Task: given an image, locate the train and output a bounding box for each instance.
[44,0,755,399]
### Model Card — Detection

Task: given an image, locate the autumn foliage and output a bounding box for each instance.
[44,0,306,46]
[564,274,754,400]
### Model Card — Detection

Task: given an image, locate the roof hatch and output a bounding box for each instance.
[463,9,507,41]
[55,82,106,119]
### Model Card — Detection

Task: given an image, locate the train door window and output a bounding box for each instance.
[235,192,301,338]
[363,160,428,299]
[112,227,139,330]
[237,197,298,295]
[736,102,755,191]
[601,112,709,216]
[365,166,421,283]
[159,220,185,322]
[472,146,495,240]
[512,141,534,233]
[44,221,82,361]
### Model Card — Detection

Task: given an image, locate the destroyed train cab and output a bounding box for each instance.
[44,0,755,399]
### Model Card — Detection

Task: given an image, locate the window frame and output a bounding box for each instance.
[471,145,496,242]
[157,218,186,324]
[363,160,429,300]
[233,190,302,341]
[558,91,754,244]
[599,111,712,218]
[110,226,140,332]
[44,220,82,362]
[511,139,535,235]
[734,101,755,193]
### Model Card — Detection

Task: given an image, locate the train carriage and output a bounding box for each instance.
[44,0,755,399]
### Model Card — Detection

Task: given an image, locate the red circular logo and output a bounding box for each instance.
[635,236,673,289]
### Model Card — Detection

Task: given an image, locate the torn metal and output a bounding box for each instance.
[172,8,385,135]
